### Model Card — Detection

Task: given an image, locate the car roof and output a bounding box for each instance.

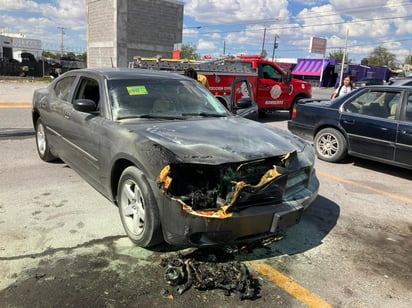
[388,78,412,86]
[357,85,412,90]
[64,68,186,81]
[329,85,412,107]
[357,77,382,81]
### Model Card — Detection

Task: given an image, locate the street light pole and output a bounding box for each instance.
[261,27,266,55]
[57,26,66,57]
[271,35,279,62]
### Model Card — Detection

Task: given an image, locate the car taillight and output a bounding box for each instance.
[291,106,297,118]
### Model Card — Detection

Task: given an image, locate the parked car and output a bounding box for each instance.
[32,68,319,248]
[387,77,412,87]
[354,77,384,87]
[288,86,412,170]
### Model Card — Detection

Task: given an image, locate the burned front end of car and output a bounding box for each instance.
[157,146,319,247]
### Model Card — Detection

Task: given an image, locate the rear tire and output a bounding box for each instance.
[35,119,57,162]
[118,166,163,247]
[314,128,347,162]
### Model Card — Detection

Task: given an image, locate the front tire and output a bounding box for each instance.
[314,128,347,162]
[35,119,57,162]
[258,108,267,118]
[118,166,163,247]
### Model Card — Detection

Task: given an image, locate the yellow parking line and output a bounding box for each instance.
[317,171,412,204]
[0,102,31,108]
[250,262,333,308]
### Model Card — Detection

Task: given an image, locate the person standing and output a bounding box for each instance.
[184,68,210,89]
[332,75,354,99]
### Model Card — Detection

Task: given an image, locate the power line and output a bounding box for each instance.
[193,14,412,36]
[184,1,412,31]
[187,10,412,58]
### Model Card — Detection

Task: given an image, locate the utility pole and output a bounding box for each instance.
[261,27,266,55]
[57,26,66,57]
[271,35,279,61]
[339,29,349,87]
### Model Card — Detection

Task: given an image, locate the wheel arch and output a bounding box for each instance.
[32,109,40,127]
[110,158,135,205]
[109,157,159,207]
[292,92,311,105]
[289,94,310,118]
[313,123,348,143]
[293,92,310,102]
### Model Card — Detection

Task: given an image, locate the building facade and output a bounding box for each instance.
[86,0,184,68]
[0,34,42,61]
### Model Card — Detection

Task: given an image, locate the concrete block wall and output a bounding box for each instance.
[87,0,116,68]
[87,0,183,68]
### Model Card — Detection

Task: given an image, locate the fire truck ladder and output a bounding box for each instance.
[129,56,254,74]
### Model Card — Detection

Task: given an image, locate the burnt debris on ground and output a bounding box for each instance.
[160,246,263,300]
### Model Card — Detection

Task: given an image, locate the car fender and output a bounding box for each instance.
[312,117,349,143]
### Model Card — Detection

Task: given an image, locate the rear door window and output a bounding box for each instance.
[345,89,401,119]
[53,76,76,101]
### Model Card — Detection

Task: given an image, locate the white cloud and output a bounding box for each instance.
[296,4,343,36]
[41,0,86,30]
[0,0,40,11]
[183,27,200,38]
[197,39,217,52]
[184,0,289,24]
[1,0,411,61]
[0,0,86,51]
[292,0,328,5]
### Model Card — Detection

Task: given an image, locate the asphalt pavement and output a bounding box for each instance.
[0,79,47,105]
[1,78,411,307]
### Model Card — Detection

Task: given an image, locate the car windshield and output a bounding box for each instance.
[108,78,229,120]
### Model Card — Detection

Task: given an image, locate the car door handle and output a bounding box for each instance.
[64,112,70,119]
[343,119,355,124]
[401,129,412,135]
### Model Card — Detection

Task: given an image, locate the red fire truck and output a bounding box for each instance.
[133,55,312,117]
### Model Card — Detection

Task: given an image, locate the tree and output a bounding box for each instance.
[63,52,77,60]
[180,44,200,60]
[367,46,397,68]
[77,52,87,61]
[42,50,58,60]
[42,50,86,61]
[328,49,351,63]
[328,49,344,61]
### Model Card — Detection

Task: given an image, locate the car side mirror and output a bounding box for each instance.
[229,78,257,118]
[73,99,97,113]
[236,98,252,108]
[283,71,292,83]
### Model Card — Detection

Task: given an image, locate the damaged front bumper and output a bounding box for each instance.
[157,150,319,247]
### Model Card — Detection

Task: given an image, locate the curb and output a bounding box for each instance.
[0,103,32,108]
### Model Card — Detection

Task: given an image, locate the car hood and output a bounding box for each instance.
[123,116,305,164]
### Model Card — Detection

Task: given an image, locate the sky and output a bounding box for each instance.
[1,0,412,64]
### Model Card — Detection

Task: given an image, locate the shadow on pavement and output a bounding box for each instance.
[233,195,340,261]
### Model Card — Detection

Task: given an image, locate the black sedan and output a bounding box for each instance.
[32,68,319,248]
[354,77,384,87]
[387,77,412,87]
[288,86,412,170]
